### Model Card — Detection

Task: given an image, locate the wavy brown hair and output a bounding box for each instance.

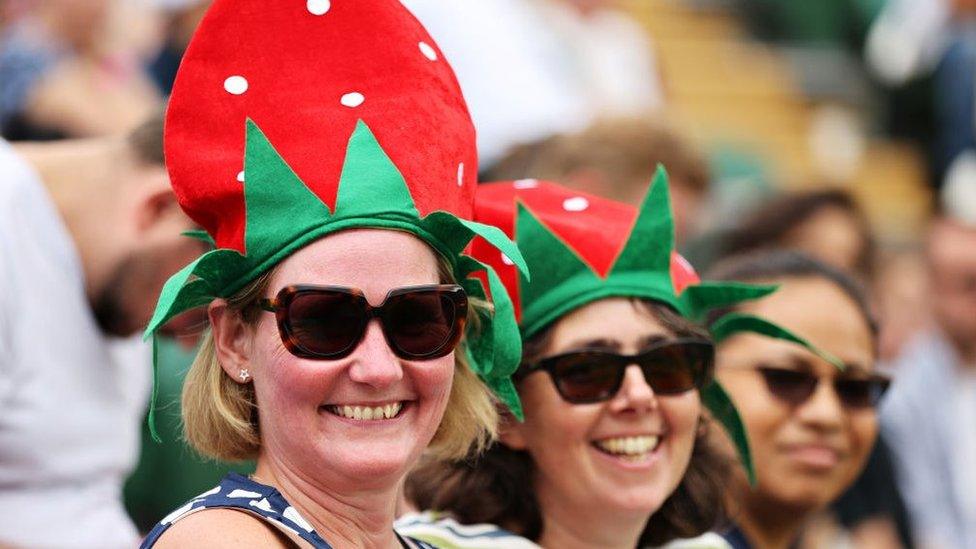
[407,299,732,545]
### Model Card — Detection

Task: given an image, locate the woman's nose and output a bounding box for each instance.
[346,320,403,387]
[608,365,658,414]
[796,378,845,431]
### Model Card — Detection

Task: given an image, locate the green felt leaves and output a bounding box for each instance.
[710,313,845,371]
[145,118,530,439]
[676,282,778,323]
[702,380,754,485]
[609,166,673,279]
[335,120,419,221]
[243,119,334,261]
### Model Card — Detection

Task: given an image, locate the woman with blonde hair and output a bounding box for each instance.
[139,1,527,547]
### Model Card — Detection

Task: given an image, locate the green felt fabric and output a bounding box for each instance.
[145,118,529,438]
[676,281,778,322]
[702,380,755,485]
[710,313,846,371]
[609,166,673,279]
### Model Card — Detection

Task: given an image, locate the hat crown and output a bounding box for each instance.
[165,0,476,251]
[472,170,700,337]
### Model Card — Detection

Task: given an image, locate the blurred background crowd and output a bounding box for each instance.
[1,0,975,547]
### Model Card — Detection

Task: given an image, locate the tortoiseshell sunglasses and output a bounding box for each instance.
[259,284,467,360]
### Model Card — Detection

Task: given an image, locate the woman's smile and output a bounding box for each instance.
[321,401,409,422]
[590,433,665,469]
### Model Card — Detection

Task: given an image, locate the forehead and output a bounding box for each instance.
[732,277,874,370]
[269,229,441,301]
[547,298,671,351]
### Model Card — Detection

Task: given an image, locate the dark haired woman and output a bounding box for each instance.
[707,251,891,549]
[401,172,806,548]
[718,189,874,280]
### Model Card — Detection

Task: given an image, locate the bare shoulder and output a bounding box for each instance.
[152,508,296,548]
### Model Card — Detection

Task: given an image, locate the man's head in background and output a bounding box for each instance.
[16,114,202,337]
[485,116,711,245]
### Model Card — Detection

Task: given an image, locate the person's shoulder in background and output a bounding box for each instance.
[395,511,540,549]
[655,532,735,549]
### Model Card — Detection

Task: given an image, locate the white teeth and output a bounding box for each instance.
[595,435,660,456]
[329,402,403,421]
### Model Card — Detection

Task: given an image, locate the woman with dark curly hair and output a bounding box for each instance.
[399,170,812,548]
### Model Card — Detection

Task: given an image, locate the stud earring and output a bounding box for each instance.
[239,369,251,382]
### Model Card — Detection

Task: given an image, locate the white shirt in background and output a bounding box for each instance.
[0,140,149,548]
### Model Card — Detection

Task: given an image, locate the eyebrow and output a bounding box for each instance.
[839,362,871,376]
[638,334,670,349]
[562,338,621,352]
[561,333,673,354]
[762,352,872,376]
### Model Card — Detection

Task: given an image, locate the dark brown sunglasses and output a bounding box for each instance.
[258,284,467,360]
[755,367,891,409]
[520,339,714,404]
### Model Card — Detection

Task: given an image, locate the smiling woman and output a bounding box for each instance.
[401,174,794,549]
[182,233,497,469]
[706,251,888,549]
[137,0,530,548]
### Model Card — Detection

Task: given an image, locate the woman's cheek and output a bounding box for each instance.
[845,412,879,477]
[663,392,701,461]
[412,353,456,404]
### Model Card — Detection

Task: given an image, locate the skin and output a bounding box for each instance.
[785,206,866,276]
[927,219,976,364]
[502,298,701,549]
[715,276,878,549]
[160,230,457,549]
[15,138,200,336]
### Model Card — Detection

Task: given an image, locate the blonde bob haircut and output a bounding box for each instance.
[182,255,499,463]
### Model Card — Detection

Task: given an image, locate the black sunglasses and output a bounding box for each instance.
[258,284,467,360]
[520,338,714,404]
[755,367,891,409]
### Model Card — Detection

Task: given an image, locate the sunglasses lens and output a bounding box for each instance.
[640,342,712,394]
[759,368,818,405]
[286,291,364,357]
[835,378,889,408]
[548,354,621,403]
[385,289,463,359]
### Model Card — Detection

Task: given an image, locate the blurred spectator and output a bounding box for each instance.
[713,190,919,548]
[707,251,890,549]
[881,213,976,548]
[485,115,710,246]
[401,0,664,168]
[866,0,976,189]
[0,0,161,140]
[717,189,875,280]
[146,0,209,94]
[0,116,200,547]
[734,0,881,50]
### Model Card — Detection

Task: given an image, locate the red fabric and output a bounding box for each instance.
[472,180,699,320]
[165,0,476,251]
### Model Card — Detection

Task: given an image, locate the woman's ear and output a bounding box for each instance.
[498,410,528,450]
[209,299,252,383]
[130,167,184,235]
